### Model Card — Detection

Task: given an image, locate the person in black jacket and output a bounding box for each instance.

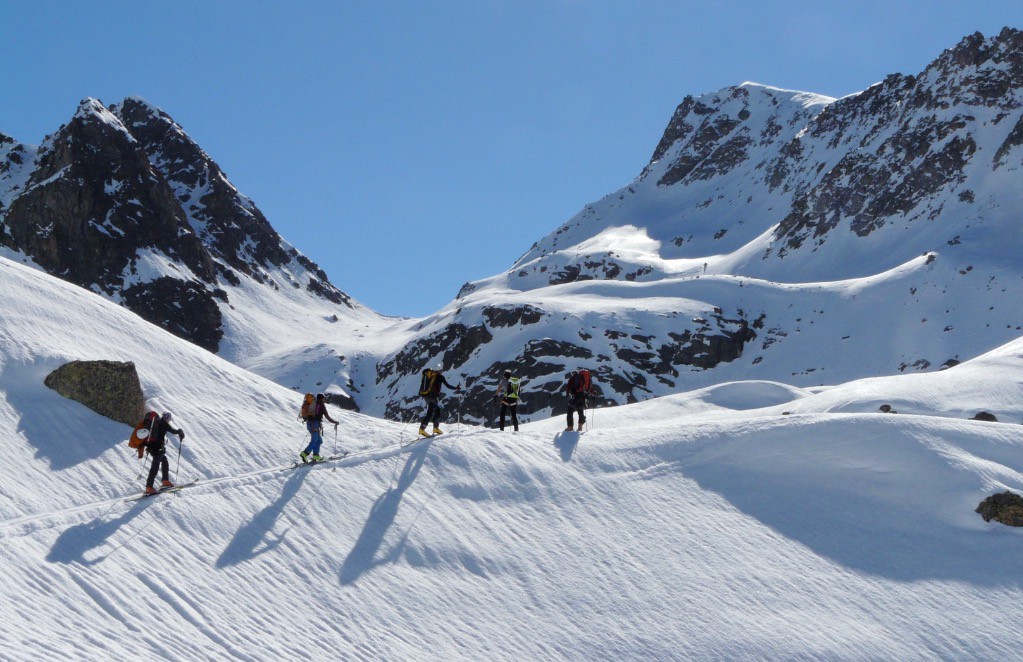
[418,364,460,436]
[144,412,184,495]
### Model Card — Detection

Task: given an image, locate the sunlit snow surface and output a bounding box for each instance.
[2,255,1023,659]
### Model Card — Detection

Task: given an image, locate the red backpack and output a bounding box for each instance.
[128,411,159,458]
[578,369,591,393]
[568,369,592,394]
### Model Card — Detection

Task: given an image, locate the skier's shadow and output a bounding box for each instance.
[339,442,430,585]
[216,468,309,568]
[554,431,579,462]
[47,501,155,565]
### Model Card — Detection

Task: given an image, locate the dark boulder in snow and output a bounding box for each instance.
[976,491,1023,526]
[971,411,998,422]
[44,360,145,426]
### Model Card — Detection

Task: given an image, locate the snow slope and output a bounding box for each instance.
[3,254,1023,659]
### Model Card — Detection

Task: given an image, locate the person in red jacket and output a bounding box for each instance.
[144,413,184,495]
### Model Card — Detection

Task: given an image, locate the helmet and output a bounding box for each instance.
[503,370,511,377]
[162,412,173,421]
[434,363,444,371]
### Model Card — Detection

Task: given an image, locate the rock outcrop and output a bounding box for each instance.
[976,491,1023,526]
[44,360,145,426]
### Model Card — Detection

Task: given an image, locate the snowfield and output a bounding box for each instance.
[3,255,1023,660]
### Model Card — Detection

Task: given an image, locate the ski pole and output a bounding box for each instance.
[334,423,339,455]
[174,439,183,480]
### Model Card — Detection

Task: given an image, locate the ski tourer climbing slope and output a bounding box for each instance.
[300,393,339,463]
[496,369,522,432]
[418,364,461,437]
[564,369,593,432]
[143,412,185,495]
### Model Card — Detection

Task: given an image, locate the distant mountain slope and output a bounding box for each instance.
[357,28,1023,422]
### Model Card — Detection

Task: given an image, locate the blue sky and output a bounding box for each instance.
[4,1,1023,316]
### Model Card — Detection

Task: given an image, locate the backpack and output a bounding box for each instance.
[507,376,521,400]
[129,411,159,458]
[299,393,315,420]
[569,369,591,394]
[578,369,591,393]
[420,370,439,396]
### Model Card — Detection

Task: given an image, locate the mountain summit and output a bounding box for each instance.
[363,28,1023,420]
[0,96,369,354]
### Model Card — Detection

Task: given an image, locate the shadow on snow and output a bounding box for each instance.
[216,467,311,568]
[339,441,432,585]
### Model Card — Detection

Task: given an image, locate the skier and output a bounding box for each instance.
[143,412,185,495]
[496,369,521,432]
[564,369,592,432]
[418,364,461,437]
[300,393,339,463]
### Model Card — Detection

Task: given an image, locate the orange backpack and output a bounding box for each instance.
[299,393,315,420]
[129,411,159,458]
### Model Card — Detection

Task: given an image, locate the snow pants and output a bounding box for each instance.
[421,396,442,428]
[500,401,519,431]
[304,420,323,455]
[146,449,169,488]
[566,394,587,428]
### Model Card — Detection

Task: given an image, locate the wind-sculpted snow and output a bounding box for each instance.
[3,254,1023,659]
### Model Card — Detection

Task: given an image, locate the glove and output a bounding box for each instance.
[179,431,186,441]
[334,422,339,429]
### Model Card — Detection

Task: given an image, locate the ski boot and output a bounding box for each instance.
[311,454,324,462]
[299,450,309,463]
[577,423,584,432]
[565,426,574,432]
[432,426,443,436]
[145,486,158,495]
[419,427,430,437]
[161,480,175,488]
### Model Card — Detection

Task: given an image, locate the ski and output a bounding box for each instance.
[291,452,348,469]
[125,479,199,502]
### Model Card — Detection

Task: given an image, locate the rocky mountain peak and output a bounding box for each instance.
[0,96,361,354]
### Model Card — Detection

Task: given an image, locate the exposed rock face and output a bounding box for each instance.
[371,300,759,424]
[971,411,998,422]
[976,491,1023,526]
[0,97,356,353]
[44,360,145,426]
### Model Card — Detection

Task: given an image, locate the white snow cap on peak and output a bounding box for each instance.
[72,98,136,140]
[737,82,836,107]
